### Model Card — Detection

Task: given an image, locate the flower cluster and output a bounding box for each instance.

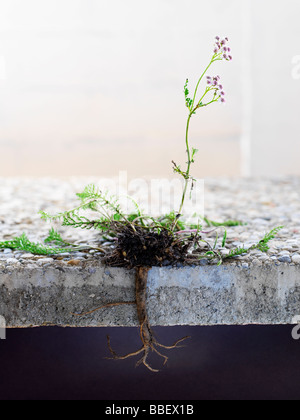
[214,36,232,61]
[206,75,226,103]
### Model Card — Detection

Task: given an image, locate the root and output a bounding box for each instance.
[106,266,190,372]
[106,319,190,373]
[71,265,190,372]
[106,335,144,360]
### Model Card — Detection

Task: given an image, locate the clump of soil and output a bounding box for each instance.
[104,225,192,268]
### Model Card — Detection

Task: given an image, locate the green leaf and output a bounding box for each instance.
[0,233,76,255]
[44,228,66,245]
[222,229,227,247]
[204,217,246,227]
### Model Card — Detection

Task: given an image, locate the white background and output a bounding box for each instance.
[0,0,299,178]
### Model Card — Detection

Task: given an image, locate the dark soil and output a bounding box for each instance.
[103,225,193,269]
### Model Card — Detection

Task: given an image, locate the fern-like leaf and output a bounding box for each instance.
[0,233,76,255]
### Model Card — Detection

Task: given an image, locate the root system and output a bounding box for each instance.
[75,226,192,372]
[106,267,189,372]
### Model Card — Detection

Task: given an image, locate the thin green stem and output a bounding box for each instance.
[202,97,220,107]
[177,113,192,218]
[173,49,228,231]
[176,57,216,223]
[196,87,210,108]
[191,60,212,110]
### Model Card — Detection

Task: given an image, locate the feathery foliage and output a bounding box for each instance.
[223,226,284,260]
[0,232,75,255]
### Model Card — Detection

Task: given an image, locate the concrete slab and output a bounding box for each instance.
[1,262,300,328]
[0,176,300,328]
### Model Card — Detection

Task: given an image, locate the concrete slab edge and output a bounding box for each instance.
[1,263,300,327]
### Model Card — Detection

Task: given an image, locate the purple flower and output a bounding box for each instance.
[206,72,227,104]
[213,36,232,61]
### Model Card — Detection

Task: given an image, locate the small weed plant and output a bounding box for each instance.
[0,37,283,372]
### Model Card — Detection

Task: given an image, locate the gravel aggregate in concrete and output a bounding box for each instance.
[0,176,299,269]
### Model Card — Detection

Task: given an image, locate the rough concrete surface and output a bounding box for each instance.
[1,176,300,328]
[1,262,300,328]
